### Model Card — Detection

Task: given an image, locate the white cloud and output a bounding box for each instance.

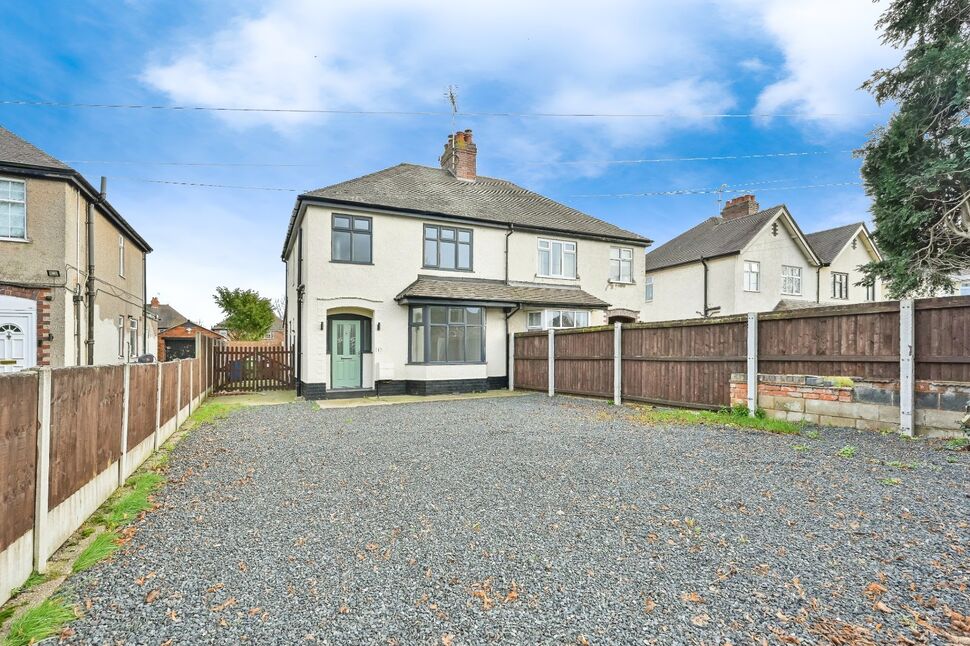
[741,0,901,126]
[738,57,768,74]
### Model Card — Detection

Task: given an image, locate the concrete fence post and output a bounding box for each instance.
[119,363,130,486]
[189,358,194,414]
[547,328,555,397]
[33,367,52,573]
[153,361,162,450]
[508,332,515,391]
[613,322,622,405]
[747,312,759,417]
[899,298,915,436]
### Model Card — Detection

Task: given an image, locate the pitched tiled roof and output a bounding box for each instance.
[644,206,786,272]
[395,275,610,308]
[0,126,71,170]
[290,163,648,251]
[805,222,864,265]
[151,303,189,331]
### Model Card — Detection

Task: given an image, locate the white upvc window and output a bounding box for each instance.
[526,309,590,330]
[0,178,27,240]
[743,261,760,292]
[645,275,654,302]
[609,246,633,283]
[832,272,849,299]
[782,265,802,295]
[118,235,125,277]
[537,238,577,279]
[117,316,125,357]
[960,281,970,296]
[865,282,877,301]
[129,318,138,357]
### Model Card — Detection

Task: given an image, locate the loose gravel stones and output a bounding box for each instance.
[64,395,969,644]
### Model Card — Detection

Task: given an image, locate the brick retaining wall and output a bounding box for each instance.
[730,373,969,437]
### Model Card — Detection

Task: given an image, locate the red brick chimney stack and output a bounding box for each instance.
[721,194,760,220]
[150,296,160,307]
[440,129,477,181]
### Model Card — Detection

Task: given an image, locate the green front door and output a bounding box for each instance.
[331,319,362,389]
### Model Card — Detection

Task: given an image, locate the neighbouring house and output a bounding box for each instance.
[213,314,285,346]
[641,195,822,321]
[282,129,651,399]
[0,126,154,373]
[804,222,883,305]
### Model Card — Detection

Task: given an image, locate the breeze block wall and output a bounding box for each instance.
[730,373,970,437]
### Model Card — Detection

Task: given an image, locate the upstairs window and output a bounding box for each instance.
[538,239,576,279]
[332,214,372,264]
[424,224,472,270]
[832,272,849,299]
[781,265,802,295]
[609,247,633,283]
[0,178,26,239]
[645,275,654,302]
[743,261,760,292]
[526,309,590,330]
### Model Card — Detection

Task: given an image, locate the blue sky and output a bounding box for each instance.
[1,1,901,325]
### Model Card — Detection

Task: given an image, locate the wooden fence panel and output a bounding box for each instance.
[127,364,158,448]
[513,333,548,391]
[213,345,293,392]
[759,302,899,379]
[0,372,38,552]
[622,319,746,408]
[554,329,613,397]
[161,361,179,423]
[180,360,191,406]
[915,296,970,381]
[49,366,124,509]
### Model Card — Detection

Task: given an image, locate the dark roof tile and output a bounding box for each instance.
[805,222,864,265]
[395,275,609,308]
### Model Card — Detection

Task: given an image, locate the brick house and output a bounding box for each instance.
[0,126,153,372]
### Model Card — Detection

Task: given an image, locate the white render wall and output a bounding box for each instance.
[819,230,883,304]
[288,203,648,386]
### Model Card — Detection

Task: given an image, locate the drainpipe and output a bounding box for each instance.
[296,229,304,395]
[504,224,514,282]
[504,304,520,383]
[700,257,709,318]
[816,266,822,303]
[85,177,106,364]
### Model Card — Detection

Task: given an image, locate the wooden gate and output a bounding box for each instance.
[214,345,293,392]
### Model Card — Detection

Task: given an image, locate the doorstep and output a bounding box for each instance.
[314,389,530,409]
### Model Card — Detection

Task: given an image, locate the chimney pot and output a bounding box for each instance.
[150,296,160,307]
[721,194,759,220]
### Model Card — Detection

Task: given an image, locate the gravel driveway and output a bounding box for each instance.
[66,394,969,644]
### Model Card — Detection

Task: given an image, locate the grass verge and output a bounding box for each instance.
[637,405,801,435]
[93,472,165,529]
[184,401,243,429]
[2,597,76,646]
[72,532,120,574]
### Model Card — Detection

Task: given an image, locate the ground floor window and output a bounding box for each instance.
[409,305,485,363]
[128,317,138,356]
[526,309,590,330]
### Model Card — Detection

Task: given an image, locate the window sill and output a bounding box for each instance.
[0,236,30,244]
[608,280,636,285]
[782,294,803,297]
[330,260,374,265]
[422,266,474,273]
[535,274,579,281]
[407,361,487,366]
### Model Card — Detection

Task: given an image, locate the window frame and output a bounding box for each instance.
[609,246,634,283]
[128,317,138,357]
[537,238,577,279]
[743,260,760,292]
[0,177,27,241]
[865,281,877,301]
[832,272,849,300]
[525,309,590,330]
[117,315,125,357]
[644,275,654,302]
[118,234,125,277]
[781,265,802,296]
[408,304,486,364]
[331,213,373,264]
[423,224,473,271]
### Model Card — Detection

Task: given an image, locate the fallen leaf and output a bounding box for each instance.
[864,582,888,600]
[577,636,591,646]
[691,614,710,627]
[59,626,76,639]
[681,591,704,604]
[339,605,349,615]
[248,607,262,616]
[441,634,455,646]
[145,589,160,604]
[643,598,656,613]
[238,562,248,572]
[504,582,519,603]
[166,608,178,621]
[211,597,237,612]
[874,601,891,613]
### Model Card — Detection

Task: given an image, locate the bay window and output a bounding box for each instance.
[409,305,485,363]
[538,238,576,279]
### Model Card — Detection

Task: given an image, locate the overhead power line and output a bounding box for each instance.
[63,148,854,169]
[0,98,881,120]
[569,181,863,198]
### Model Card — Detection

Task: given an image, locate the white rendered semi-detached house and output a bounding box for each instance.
[641,195,887,322]
[281,130,651,399]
